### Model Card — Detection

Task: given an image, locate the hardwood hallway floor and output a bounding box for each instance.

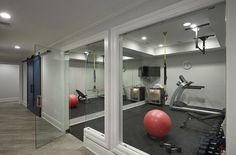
[0,102,94,155]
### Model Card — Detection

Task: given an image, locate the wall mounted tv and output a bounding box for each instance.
[138,66,160,77]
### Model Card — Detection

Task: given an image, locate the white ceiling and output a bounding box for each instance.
[123,3,225,53]
[0,0,149,56]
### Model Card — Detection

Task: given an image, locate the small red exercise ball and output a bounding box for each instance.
[144,109,172,137]
[69,94,79,108]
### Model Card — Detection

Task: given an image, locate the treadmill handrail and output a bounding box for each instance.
[184,85,205,89]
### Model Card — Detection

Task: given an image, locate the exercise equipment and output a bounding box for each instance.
[197,120,225,155]
[69,94,79,108]
[93,51,97,91]
[146,85,165,105]
[76,89,87,101]
[161,32,168,104]
[143,109,172,137]
[185,23,215,54]
[130,86,145,101]
[160,142,182,154]
[170,75,225,128]
[170,75,224,115]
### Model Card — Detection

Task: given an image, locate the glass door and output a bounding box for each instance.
[35,45,65,148]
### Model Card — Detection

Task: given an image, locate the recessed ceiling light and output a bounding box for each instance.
[0,12,11,19]
[159,44,164,47]
[14,45,21,49]
[141,36,147,40]
[183,22,191,27]
[84,51,89,55]
[190,24,197,29]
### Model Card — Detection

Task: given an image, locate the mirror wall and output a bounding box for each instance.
[68,40,105,141]
[119,3,226,154]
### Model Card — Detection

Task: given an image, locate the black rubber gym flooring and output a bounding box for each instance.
[70,104,222,155]
[70,97,134,119]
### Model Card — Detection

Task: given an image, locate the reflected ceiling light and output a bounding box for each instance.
[84,51,89,55]
[141,36,147,40]
[0,12,11,19]
[190,24,197,29]
[123,56,134,60]
[159,44,164,47]
[14,45,21,49]
[183,22,191,27]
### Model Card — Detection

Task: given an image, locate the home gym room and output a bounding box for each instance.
[67,2,226,155]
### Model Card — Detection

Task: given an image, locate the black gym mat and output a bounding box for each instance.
[69,97,134,119]
[70,104,221,155]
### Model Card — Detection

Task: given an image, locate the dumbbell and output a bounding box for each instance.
[160,142,173,148]
[166,146,182,154]
[198,149,220,155]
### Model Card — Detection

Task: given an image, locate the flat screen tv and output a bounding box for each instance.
[138,66,160,77]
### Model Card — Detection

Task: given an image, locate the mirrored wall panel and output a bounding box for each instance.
[68,40,105,141]
[120,3,226,155]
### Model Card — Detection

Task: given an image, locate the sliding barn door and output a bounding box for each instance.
[27,55,41,116]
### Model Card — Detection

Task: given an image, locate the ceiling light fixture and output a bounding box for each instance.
[14,45,21,49]
[183,22,191,27]
[141,36,147,40]
[159,44,164,47]
[0,12,11,19]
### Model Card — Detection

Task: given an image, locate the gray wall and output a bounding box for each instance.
[123,50,226,109]
[0,63,20,103]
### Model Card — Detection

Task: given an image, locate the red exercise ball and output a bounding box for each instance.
[69,94,79,108]
[144,109,172,137]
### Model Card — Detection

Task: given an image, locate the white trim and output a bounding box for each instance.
[113,144,149,155]
[0,97,19,103]
[110,0,224,154]
[70,111,104,126]
[42,112,63,131]
[70,101,145,126]
[61,31,108,52]
[122,101,145,111]
[61,31,110,149]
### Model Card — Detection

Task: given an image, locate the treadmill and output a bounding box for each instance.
[169,75,224,115]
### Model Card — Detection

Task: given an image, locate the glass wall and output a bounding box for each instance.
[120,3,226,154]
[68,40,105,141]
[35,45,65,148]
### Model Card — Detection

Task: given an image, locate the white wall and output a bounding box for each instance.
[0,63,20,103]
[41,51,66,130]
[22,62,27,106]
[123,50,226,109]
[226,0,236,153]
[69,60,104,98]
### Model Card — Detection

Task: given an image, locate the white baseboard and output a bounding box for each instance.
[70,101,145,126]
[0,97,19,103]
[42,112,63,131]
[70,111,104,126]
[21,100,27,107]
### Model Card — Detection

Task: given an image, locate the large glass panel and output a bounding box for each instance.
[68,40,105,141]
[120,3,226,155]
[35,45,65,148]
[84,41,105,134]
